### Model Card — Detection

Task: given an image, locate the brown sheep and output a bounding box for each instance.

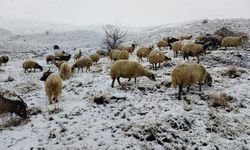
[136,46,154,61]
[117,44,136,54]
[0,56,9,66]
[110,60,156,87]
[110,49,121,61]
[171,63,212,100]
[181,42,211,63]
[221,36,243,50]
[74,50,82,62]
[118,50,129,60]
[172,41,183,57]
[72,56,92,72]
[46,55,59,64]
[22,60,43,73]
[59,62,72,80]
[52,60,66,70]
[148,50,171,70]
[157,40,168,50]
[178,35,192,41]
[89,53,101,64]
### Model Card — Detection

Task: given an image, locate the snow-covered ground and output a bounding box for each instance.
[0,19,250,149]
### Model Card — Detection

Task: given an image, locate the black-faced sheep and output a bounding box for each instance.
[72,56,93,72]
[54,50,65,57]
[148,50,171,70]
[58,53,71,61]
[0,56,9,66]
[110,60,156,87]
[89,53,101,64]
[22,60,43,73]
[221,36,243,50]
[46,55,59,64]
[171,63,212,100]
[117,44,136,54]
[74,50,82,62]
[195,34,223,50]
[40,69,62,104]
[0,94,28,119]
[172,41,183,57]
[136,46,154,61]
[59,62,72,80]
[181,42,212,63]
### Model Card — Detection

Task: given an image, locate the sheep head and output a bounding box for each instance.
[205,72,212,87]
[14,96,28,119]
[40,69,53,81]
[35,63,43,72]
[147,73,156,81]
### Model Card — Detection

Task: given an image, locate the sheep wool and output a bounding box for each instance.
[136,47,153,61]
[118,50,129,60]
[148,50,170,70]
[181,43,204,63]
[59,62,72,80]
[22,60,43,73]
[157,40,168,50]
[172,41,183,57]
[110,60,156,87]
[72,56,92,72]
[221,36,243,49]
[89,53,100,63]
[171,63,212,100]
[45,73,63,104]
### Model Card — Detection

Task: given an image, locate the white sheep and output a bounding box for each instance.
[171,63,212,100]
[110,60,156,87]
[40,69,62,104]
[136,46,154,61]
[172,41,183,57]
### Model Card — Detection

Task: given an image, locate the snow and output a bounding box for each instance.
[0,18,250,149]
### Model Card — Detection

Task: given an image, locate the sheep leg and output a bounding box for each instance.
[197,56,200,64]
[134,78,136,83]
[178,85,183,100]
[187,86,190,92]
[158,63,161,69]
[128,78,131,82]
[111,79,115,88]
[199,82,202,91]
[117,77,121,85]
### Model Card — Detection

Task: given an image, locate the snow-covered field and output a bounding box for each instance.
[0,19,250,149]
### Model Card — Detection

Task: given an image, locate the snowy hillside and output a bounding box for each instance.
[0,19,250,149]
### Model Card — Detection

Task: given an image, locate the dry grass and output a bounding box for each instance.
[208,93,230,108]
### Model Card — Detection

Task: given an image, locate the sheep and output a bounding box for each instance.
[74,50,82,62]
[52,60,66,70]
[0,94,28,119]
[148,50,171,70]
[117,44,136,54]
[72,56,92,72]
[46,55,59,64]
[171,63,212,100]
[181,42,212,63]
[195,34,223,50]
[178,35,192,41]
[0,56,9,66]
[110,49,121,61]
[110,60,156,87]
[22,60,43,73]
[53,45,59,50]
[157,40,168,50]
[58,53,71,61]
[89,52,101,64]
[54,50,65,57]
[172,41,183,57]
[117,50,129,60]
[221,36,243,50]
[59,62,72,80]
[136,46,154,61]
[40,69,62,104]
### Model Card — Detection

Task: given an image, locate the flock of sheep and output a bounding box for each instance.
[0,31,245,120]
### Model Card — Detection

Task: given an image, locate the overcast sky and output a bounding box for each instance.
[0,0,250,27]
